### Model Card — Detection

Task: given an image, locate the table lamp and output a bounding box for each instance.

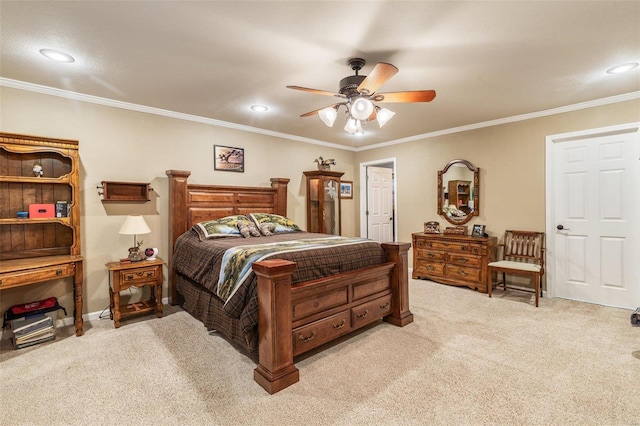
[119,215,151,261]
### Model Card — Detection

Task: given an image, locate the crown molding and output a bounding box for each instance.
[2,78,636,153]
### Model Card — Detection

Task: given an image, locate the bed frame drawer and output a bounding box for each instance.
[293,310,351,356]
[351,294,392,329]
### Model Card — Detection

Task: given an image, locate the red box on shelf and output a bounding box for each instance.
[28,204,55,218]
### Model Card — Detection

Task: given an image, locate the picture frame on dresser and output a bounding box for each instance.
[471,224,486,237]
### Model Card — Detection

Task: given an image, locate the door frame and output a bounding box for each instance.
[359,157,398,239]
[545,122,640,299]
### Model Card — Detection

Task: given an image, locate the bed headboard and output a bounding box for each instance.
[165,170,290,304]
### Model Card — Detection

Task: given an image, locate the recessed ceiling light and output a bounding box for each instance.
[606,62,638,74]
[250,105,268,112]
[39,49,75,63]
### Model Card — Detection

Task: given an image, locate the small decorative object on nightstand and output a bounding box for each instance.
[105,258,164,328]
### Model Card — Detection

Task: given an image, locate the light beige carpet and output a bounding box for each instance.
[1,279,638,425]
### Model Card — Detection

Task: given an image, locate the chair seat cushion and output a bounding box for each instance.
[488,260,541,272]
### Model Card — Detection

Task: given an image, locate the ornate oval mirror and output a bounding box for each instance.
[437,159,479,225]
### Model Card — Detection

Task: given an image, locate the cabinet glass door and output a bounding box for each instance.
[323,178,340,235]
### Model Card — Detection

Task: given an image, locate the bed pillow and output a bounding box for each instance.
[238,221,261,238]
[249,213,302,233]
[193,215,250,240]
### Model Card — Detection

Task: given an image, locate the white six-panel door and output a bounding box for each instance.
[366,166,394,243]
[547,123,640,309]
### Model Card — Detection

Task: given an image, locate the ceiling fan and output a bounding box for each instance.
[287,58,436,134]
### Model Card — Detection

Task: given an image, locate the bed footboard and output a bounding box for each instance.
[252,242,412,394]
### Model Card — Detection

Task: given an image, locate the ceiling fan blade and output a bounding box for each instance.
[374,90,437,103]
[299,103,344,117]
[357,62,399,94]
[286,85,344,98]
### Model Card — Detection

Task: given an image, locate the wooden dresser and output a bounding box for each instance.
[412,233,496,293]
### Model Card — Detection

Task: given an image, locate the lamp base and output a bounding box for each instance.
[127,247,146,262]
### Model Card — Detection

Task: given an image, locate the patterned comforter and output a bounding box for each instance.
[173,229,387,339]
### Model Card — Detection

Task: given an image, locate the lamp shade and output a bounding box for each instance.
[350,97,374,121]
[119,215,151,235]
[376,107,396,128]
[318,106,338,127]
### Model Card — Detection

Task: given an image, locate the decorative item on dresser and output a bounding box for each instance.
[0,132,84,336]
[412,232,496,293]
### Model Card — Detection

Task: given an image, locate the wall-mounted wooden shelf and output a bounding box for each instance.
[99,181,151,202]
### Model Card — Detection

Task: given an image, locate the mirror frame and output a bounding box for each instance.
[437,159,480,226]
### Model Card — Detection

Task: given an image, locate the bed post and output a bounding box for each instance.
[252,259,299,394]
[382,242,414,326]
[165,170,191,305]
[270,178,289,216]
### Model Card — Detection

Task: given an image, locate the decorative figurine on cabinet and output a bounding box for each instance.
[313,156,336,171]
[32,162,43,177]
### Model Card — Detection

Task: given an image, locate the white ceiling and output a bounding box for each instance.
[1,1,639,150]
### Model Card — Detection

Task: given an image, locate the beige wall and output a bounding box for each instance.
[354,99,640,251]
[0,87,358,320]
[1,85,638,321]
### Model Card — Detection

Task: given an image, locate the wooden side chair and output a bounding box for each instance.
[487,230,545,307]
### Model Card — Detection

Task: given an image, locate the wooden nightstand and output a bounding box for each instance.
[105,258,164,328]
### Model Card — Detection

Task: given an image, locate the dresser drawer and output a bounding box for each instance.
[446,253,481,267]
[0,263,75,289]
[414,261,446,277]
[120,266,159,284]
[351,294,392,329]
[446,264,481,283]
[293,310,351,356]
[415,248,445,262]
[425,240,469,253]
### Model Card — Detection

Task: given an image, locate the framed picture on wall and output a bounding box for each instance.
[340,181,353,199]
[471,224,486,237]
[214,145,244,172]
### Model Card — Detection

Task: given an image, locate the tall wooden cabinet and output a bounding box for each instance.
[303,170,344,235]
[0,132,84,336]
[412,233,496,293]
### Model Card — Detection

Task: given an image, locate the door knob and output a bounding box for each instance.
[556,224,570,230]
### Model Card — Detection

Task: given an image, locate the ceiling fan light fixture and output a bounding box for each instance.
[606,62,639,74]
[318,106,338,127]
[344,116,362,135]
[350,97,374,121]
[39,48,75,63]
[376,107,396,128]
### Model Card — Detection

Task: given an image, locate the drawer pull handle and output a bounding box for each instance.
[333,319,347,329]
[379,302,390,310]
[356,309,369,319]
[146,272,153,277]
[427,253,435,258]
[458,270,469,276]
[457,258,468,263]
[136,272,143,276]
[427,265,434,271]
[298,330,316,343]
[126,274,133,280]
[56,269,63,276]
[460,246,467,251]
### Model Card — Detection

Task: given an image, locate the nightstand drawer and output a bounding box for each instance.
[120,266,159,284]
[0,263,75,289]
